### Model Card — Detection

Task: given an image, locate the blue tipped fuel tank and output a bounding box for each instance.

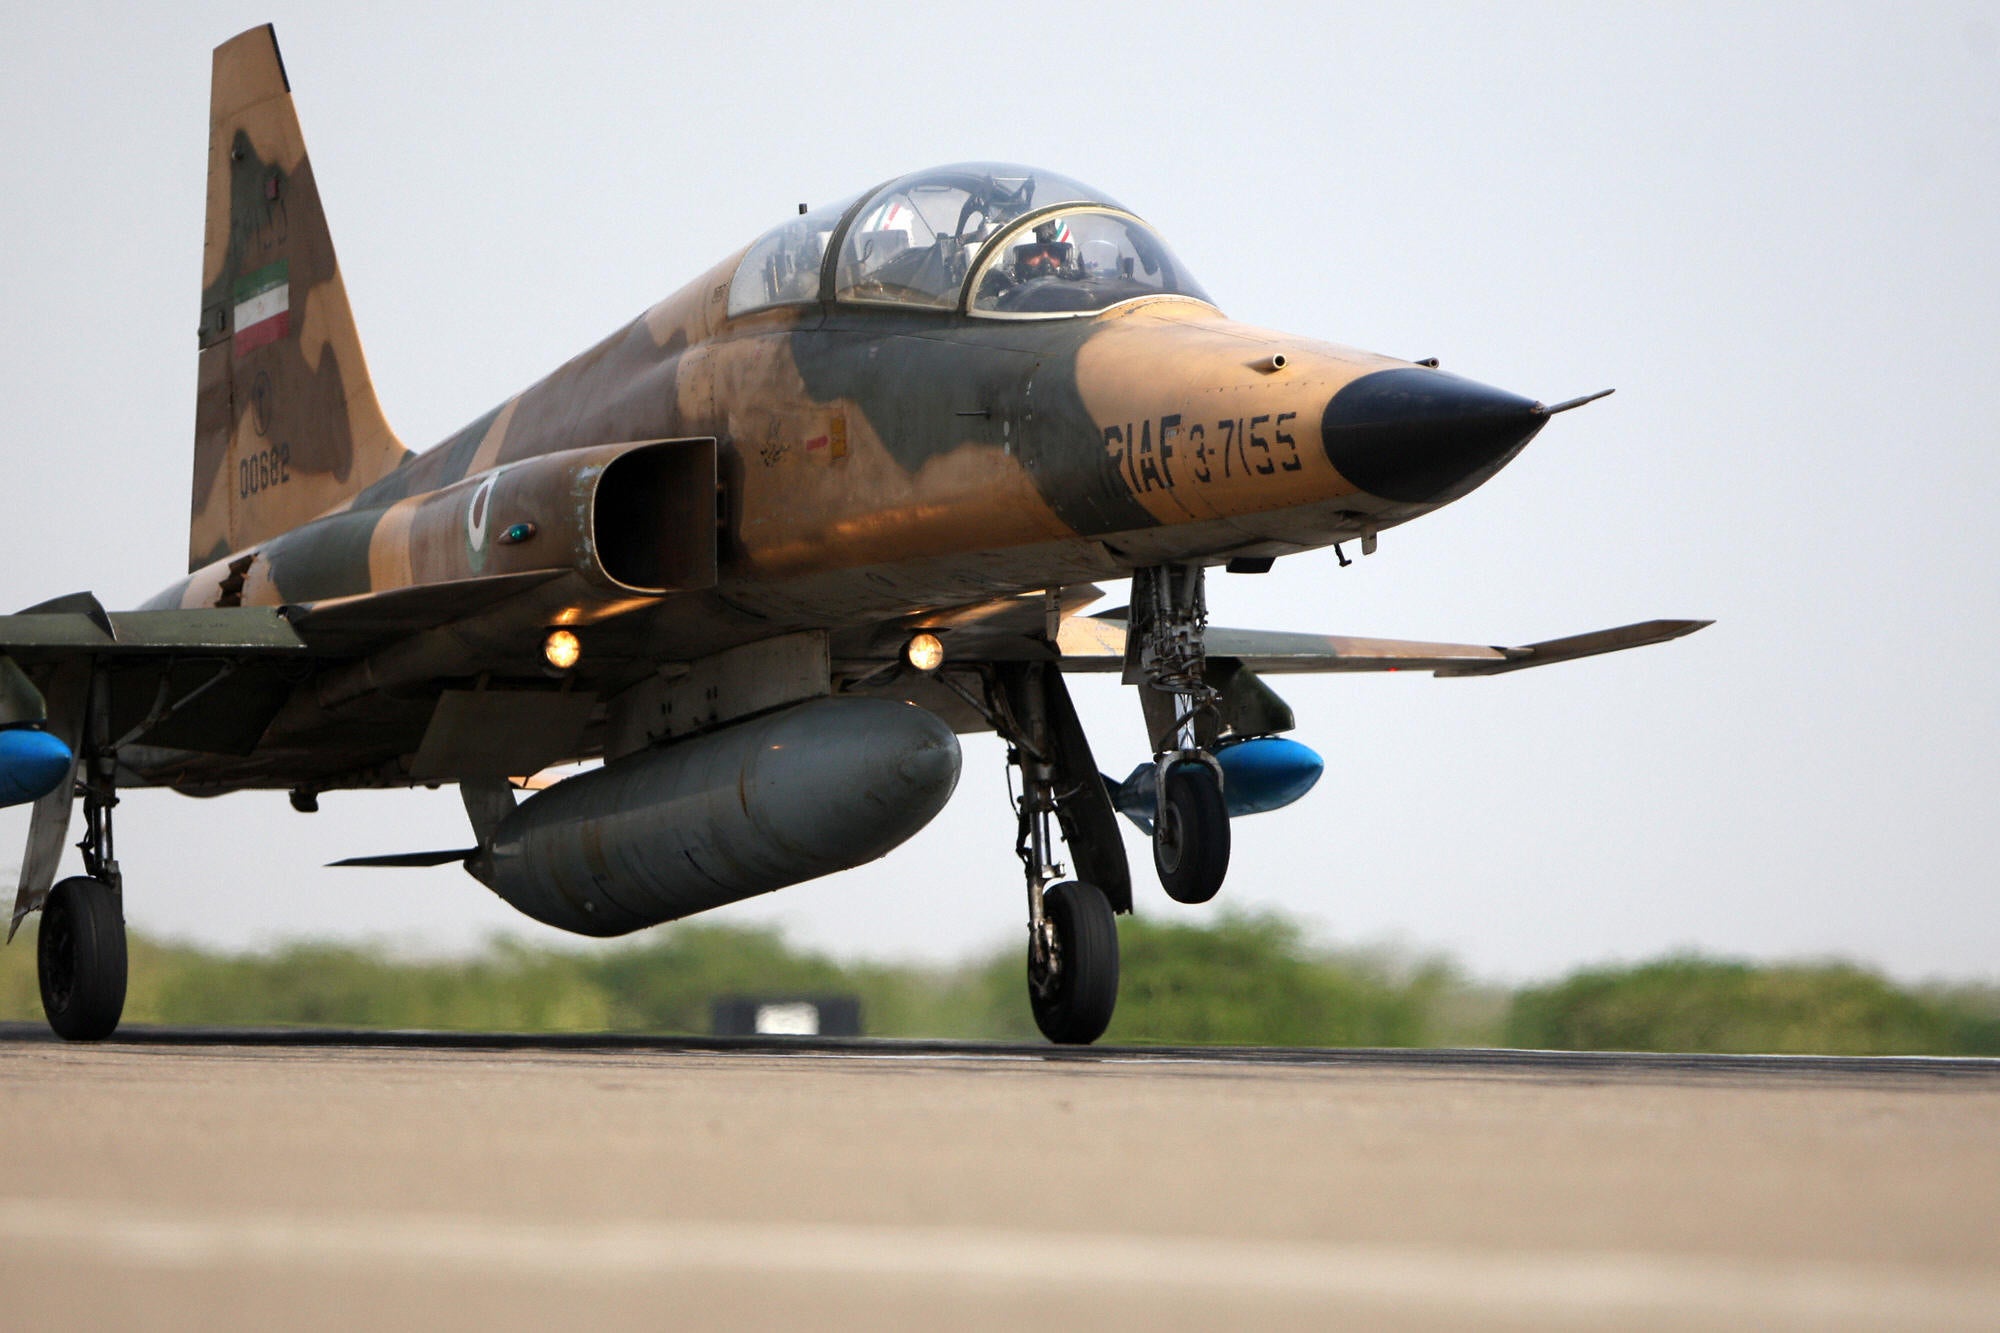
[468,696,962,937]
[0,727,73,809]
[1109,735,1324,833]
[1212,736,1325,816]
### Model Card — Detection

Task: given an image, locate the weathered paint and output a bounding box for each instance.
[190,26,410,572]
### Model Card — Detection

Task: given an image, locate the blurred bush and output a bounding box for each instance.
[1504,956,2000,1056]
[1105,911,1469,1046]
[0,915,1991,1054]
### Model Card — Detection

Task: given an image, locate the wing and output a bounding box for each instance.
[1,592,310,935]
[0,593,309,756]
[830,588,1709,744]
[1053,615,1714,676]
[834,587,1709,679]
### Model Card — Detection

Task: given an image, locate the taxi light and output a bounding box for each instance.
[542,629,582,671]
[904,632,944,673]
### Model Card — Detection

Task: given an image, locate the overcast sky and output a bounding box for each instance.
[1,3,1995,983]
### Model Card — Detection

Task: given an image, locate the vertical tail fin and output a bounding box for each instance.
[189,24,410,572]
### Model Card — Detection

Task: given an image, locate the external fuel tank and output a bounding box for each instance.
[468,696,961,936]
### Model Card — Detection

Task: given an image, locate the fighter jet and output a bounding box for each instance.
[0,25,1706,1043]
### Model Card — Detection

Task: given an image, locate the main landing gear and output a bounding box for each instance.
[947,661,1131,1045]
[1012,714,1117,1046]
[38,774,127,1041]
[931,565,1233,1045]
[1127,564,1230,905]
[1027,878,1118,1046]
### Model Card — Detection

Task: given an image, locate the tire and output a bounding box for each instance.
[38,876,127,1042]
[1029,880,1119,1045]
[1153,762,1231,905]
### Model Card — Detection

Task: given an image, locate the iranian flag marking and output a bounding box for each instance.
[232,261,290,355]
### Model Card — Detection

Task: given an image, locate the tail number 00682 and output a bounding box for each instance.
[239,443,292,497]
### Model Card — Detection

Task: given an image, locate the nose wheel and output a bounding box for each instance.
[1129,564,1233,905]
[1152,760,1230,904]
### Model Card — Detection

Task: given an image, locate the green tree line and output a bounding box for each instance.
[1,912,1993,1055]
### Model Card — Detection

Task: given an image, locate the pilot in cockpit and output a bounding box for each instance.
[1011,220,1074,282]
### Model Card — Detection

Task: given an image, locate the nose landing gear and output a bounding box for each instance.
[1152,759,1229,905]
[1128,564,1231,906]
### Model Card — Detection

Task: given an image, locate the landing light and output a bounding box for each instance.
[904,633,944,673]
[543,629,582,671]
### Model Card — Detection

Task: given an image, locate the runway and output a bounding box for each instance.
[1,1028,1995,1330]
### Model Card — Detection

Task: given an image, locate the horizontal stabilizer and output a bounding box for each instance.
[329,849,475,868]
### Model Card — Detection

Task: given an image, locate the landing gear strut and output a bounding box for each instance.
[1011,720,1118,1046]
[39,771,126,1041]
[1128,564,1230,905]
[945,661,1127,1045]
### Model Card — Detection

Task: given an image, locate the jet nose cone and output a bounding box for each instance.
[1320,366,1546,506]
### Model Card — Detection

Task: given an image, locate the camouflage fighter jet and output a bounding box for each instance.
[0,25,1707,1043]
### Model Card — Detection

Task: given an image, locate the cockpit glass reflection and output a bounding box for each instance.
[832,164,1105,309]
[969,208,1212,317]
[727,195,858,317]
[725,165,1208,321]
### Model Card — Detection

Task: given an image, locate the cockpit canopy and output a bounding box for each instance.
[726,163,1212,321]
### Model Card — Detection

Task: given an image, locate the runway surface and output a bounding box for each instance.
[1,1027,1996,1330]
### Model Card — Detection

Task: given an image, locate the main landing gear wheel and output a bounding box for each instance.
[975,660,1131,1046]
[1154,762,1230,905]
[1029,880,1119,1046]
[38,876,127,1042]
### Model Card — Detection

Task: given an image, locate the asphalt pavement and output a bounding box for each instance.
[2,1027,1995,1330]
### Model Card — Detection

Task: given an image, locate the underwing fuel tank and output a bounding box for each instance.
[1109,736,1324,834]
[468,697,962,937]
